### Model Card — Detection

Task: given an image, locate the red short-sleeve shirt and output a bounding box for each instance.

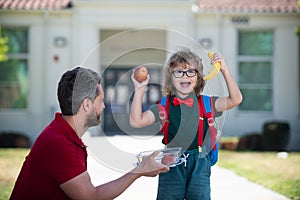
[10,113,88,200]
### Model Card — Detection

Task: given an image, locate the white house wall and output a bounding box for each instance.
[195,12,300,150]
[0,1,299,150]
[37,12,74,139]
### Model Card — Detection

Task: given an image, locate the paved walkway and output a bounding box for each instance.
[83,133,290,200]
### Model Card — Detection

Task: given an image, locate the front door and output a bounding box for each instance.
[103,67,162,135]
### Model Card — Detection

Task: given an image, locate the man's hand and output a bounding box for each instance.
[132,151,170,177]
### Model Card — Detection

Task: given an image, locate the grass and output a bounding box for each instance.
[0,148,29,200]
[217,150,300,200]
[0,148,299,200]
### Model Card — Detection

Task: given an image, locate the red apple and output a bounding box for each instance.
[161,154,176,165]
[134,65,148,82]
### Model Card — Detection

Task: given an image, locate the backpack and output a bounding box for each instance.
[158,95,218,166]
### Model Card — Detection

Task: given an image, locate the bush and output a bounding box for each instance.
[262,121,290,151]
[0,132,30,148]
[237,133,264,151]
[236,121,290,152]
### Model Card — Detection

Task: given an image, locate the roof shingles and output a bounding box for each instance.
[197,0,299,13]
[0,0,72,10]
[0,0,298,13]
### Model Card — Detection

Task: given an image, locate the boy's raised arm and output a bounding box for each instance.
[213,53,243,112]
[130,74,155,128]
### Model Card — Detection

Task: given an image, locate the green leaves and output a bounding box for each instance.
[0,26,9,62]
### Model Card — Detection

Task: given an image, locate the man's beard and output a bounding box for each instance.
[85,108,100,128]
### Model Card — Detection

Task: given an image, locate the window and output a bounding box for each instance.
[0,27,28,109]
[238,30,273,111]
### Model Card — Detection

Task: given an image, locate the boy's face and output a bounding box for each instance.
[171,64,198,98]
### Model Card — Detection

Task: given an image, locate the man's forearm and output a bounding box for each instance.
[95,171,141,200]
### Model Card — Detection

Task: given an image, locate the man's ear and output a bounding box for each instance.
[82,98,91,112]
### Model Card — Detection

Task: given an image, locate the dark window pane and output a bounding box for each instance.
[239,89,272,111]
[239,31,273,56]
[0,59,28,109]
[3,27,28,54]
[239,62,272,84]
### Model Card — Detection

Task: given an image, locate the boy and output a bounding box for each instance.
[130,49,242,199]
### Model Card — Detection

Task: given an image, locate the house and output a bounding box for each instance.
[0,0,299,150]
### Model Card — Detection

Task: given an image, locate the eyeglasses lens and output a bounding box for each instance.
[173,69,196,78]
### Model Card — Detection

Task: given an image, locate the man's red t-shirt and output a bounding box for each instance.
[10,113,87,199]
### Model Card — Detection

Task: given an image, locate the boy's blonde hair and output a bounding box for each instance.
[162,48,205,97]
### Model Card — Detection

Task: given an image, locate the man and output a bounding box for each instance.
[10,67,169,199]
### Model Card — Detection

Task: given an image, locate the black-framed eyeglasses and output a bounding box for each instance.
[172,69,197,78]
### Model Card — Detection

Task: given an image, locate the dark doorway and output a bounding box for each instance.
[102,67,162,135]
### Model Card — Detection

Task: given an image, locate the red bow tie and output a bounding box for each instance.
[173,97,194,107]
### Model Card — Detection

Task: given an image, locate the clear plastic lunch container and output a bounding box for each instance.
[136,147,182,167]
